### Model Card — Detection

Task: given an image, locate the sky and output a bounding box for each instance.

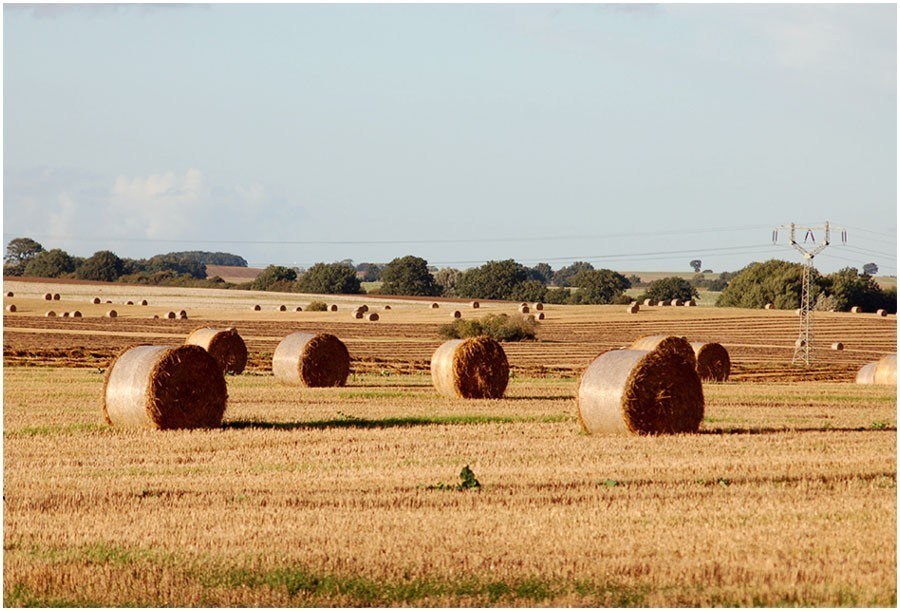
[3,3,897,275]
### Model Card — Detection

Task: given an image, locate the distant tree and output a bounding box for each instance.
[456,260,529,300]
[4,237,44,276]
[641,277,699,303]
[553,261,594,287]
[251,265,297,291]
[706,278,729,292]
[434,267,462,297]
[164,251,248,267]
[820,267,892,312]
[23,248,77,278]
[690,259,702,273]
[528,263,553,285]
[569,269,630,304]
[863,262,879,276]
[544,287,572,304]
[297,262,362,294]
[142,254,207,279]
[76,250,125,282]
[355,262,383,282]
[716,260,817,309]
[380,256,440,296]
[690,273,706,287]
[626,274,643,287]
[509,280,548,302]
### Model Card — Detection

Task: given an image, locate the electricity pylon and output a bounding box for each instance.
[772,222,847,366]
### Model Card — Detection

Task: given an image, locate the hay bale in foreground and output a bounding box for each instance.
[106,310,117,318]
[470,301,480,309]
[690,342,730,382]
[92,297,101,304]
[626,303,640,314]
[102,344,227,429]
[856,362,877,384]
[629,335,696,367]
[185,327,248,375]
[45,310,56,317]
[272,332,350,387]
[451,310,462,319]
[366,312,379,321]
[831,342,844,351]
[6,304,15,312]
[850,306,861,313]
[874,354,897,386]
[876,309,887,317]
[430,337,509,399]
[577,347,704,435]
[43,293,52,301]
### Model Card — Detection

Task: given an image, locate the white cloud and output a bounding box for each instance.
[108,168,212,238]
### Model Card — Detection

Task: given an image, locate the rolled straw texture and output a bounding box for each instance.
[470,301,480,309]
[629,335,697,368]
[185,327,248,375]
[366,312,379,321]
[690,341,730,382]
[851,306,861,313]
[431,337,509,399]
[856,362,877,385]
[831,342,844,351]
[643,299,653,306]
[102,344,227,429]
[6,304,16,312]
[272,332,350,387]
[873,354,897,386]
[626,303,639,314]
[577,348,704,435]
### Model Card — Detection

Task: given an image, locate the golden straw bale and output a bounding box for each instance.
[71,311,82,318]
[185,326,248,375]
[6,304,16,312]
[536,312,545,320]
[430,337,509,399]
[92,297,101,304]
[519,305,530,314]
[106,310,117,318]
[643,299,653,306]
[577,346,704,435]
[430,303,439,309]
[626,303,640,314]
[795,309,802,316]
[856,362,877,384]
[102,344,227,429]
[166,311,176,319]
[451,310,462,319]
[690,342,730,382]
[106,300,112,304]
[831,342,844,351]
[534,303,544,311]
[384,305,392,310]
[151,315,159,319]
[629,335,697,368]
[43,293,52,300]
[140,299,149,306]
[253,304,261,311]
[178,310,188,320]
[366,312,379,321]
[764,303,774,310]
[272,332,350,387]
[685,299,696,307]
[352,308,364,319]
[873,354,897,386]
[657,300,668,307]
[795,338,806,347]
[876,309,887,317]
[125,301,134,306]
[278,305,287,312]
[850,306,861,313]
[45,310,56,317]
[670,298,682,306]
[52,293,60,301]
[329,304,338,312]
[470,301,480,309]
[61,311,70,318]
[359,304,369,313]
[5,291,13,297]
[295,306,303,312]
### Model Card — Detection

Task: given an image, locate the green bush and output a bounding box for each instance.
[438,313,536,342]
[455,260,529,300]
[379,255,440,296]
[543,288,572,304]
[297,262,362,294]
[568,269,630,304]
[638,277,698,303]
[716,260,818,309]
[306,301,328,311]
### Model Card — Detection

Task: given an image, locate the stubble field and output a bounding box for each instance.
[3,279,897,606]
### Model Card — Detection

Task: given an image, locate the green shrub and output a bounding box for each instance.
[438,313,536,342]
[306,301,328,312]
[638,277,698,303]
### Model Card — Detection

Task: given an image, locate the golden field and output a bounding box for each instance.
[2,279,897,606]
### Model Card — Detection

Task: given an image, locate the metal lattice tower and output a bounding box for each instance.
[772,222,847,366]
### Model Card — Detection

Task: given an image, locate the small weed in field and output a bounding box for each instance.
[870,420,891,430]
[599,479,622,488]
[426,465,481,491]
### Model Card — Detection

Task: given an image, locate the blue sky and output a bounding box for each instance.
[4,3,897,274]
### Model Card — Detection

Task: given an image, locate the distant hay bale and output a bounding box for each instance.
[359,304,369,313]
[690,342,730,382]
[6,304,15,312]
[626,303,640,314]
[92,297,101,304]
[295,306,303,312]
[352,308,364,319]
[471,301,480,309]
[253,304,261,311]
[102,344,227,429]
[831,342,844,351]
[125,301,134,306]
[106,310,117,318]
[273,332,350,387]
[764,303,774,310]
[795,309,802,316]
[536,312,545,320]
[850,306,861,313]
[140,299,149,306]
[105,300,112,304]
[5,291,13,297]
[166,311,176,319]
[643,299,654,306]
[366,312,379,321]
[278,305,287,312]
[685,299,696,307]
[794,338,806,348]
[629,335,697,368]
[534,303,544,311]
[71,311,82,318]
[152,315,159,319]
[856,362,877,384]
[43,293,52,301]
[384,305,392,310]
[52,293,60,301]
[430,337,509,399]
[876,309,887,317]
[657,300,668,307]
[430,303,439,309]
[185,326,247,375]
[577,346,704,435]
[178,310,188,320]
[45,310,56,317]
[874,354,897,386]
[61,311,70,318]
[329,304,338,312]
[670,298,682,307]
[451,310,462,319]
[519,305,530,314]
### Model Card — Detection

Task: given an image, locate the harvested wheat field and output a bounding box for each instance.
[3,279,897,606]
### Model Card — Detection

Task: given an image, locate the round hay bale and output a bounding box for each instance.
[690,342,730,382]
[272,332,350,387]
[519,305,530,314]
[71,311,82,318]
[764,303,774,310]
[451,310,462,319]
[329,304,338,312]
[430,337,509,399]
[629,335,696,368]
[856,362,877,384]
[351,308,364,319]
[876,309,887,317]
[831,342,844,351]
[685,299,696,307]
[643,299,654,307]
[366,312,379,321]
[102,344,227,429]
[92,297,101,304]
[850,306,861,313]
[795,309,802,316]
[45,310,56,317]
[295,306,303,312]
[178,310,188,320]
[626,303,640,314]
[105,300,112,304]
[278,305,287,312]
[359,304,369,313]
[166,311,176,319]
[140,299,149,306]
[52,293,60,301]
[657,300,668,307]
[384,305,392,310]
[152,314,160,319]
[125,301,134,306]
[6,304,15,312]
[873,354,897,386]
[5,291,13,297]
[794,338,806,347]
[577,347,704,435]
[534,302,544,311]
[430,303,439,309]
[185,327,248,375]
[536,312,545,320]
[471,301,480,309]
[43,293,52,301]
[670,298,682,307]
[253,304,261,311]
[61,311,70,318]
[106,310,117,318]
